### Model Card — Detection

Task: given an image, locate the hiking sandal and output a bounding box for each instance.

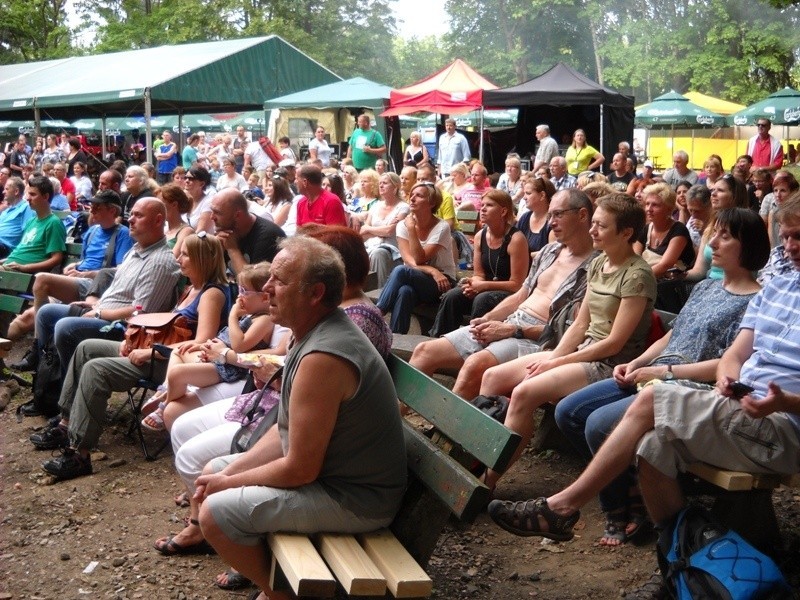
[487,497,580,541]
[626,494,652,543]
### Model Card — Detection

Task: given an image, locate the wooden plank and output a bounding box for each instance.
[782,473,800,488]
[389,354,521,473]
[267,533,336,598]
[687,463,755,491]
[0,271,33,293]
[358,530,432,599]
[0,293,27,314]
[316,533,386,596]
[403,422,489,522]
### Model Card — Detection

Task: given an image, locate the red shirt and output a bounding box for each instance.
[59,177,77,210]
[296,189,347,227]
[750,136,784,169]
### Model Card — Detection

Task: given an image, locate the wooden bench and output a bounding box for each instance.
[0,270,34,319]
[266,353,521,598]
[683,463,800,553]
[456,209,479,238]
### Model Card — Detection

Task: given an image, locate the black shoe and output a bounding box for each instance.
[17,400,59,418]
[30,422,69,450]
[42,448,92,481]
[10,342,39,372]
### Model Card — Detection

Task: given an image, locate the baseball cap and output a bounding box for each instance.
[89,189,123,208]
[643,160,654,168]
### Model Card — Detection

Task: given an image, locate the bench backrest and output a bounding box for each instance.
[0,270,34,314]
[456,209,480,236]
[388,354,521,522]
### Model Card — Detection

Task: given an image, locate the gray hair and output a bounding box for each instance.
[126,165,148,185]
[536,124,550,134]
[674,150,689,163]
[48,176,62,195]
[279,236,345,309]
[6,176,24,196]
[559,188,594,215]
[686,184,711,207]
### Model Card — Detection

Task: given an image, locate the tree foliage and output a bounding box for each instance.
[0,0,72,62]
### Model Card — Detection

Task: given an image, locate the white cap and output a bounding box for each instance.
[278,158,295,168]
[643,160,654,168]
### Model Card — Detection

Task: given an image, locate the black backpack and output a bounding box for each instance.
[656,505,789,599]
[31,340,61,418]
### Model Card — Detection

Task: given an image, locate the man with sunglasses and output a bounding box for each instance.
[747,118,784,172]
[410,189,597,400]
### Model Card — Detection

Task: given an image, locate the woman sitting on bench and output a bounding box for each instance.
[554,207,769,547]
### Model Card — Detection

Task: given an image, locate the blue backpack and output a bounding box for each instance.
[656,505,789,599]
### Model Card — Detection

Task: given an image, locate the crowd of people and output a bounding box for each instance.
[2,117,800,600]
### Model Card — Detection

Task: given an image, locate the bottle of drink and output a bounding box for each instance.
[132,303,143,317]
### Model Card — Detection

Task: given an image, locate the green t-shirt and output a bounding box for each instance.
[348,128,384,170]
[182,145,198,169]
[6,213,67,265]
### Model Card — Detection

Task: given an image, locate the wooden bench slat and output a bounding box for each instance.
[687,463,755,491]
[0,293,27,314]
[0,271,33,293]
[316,533,387,596]
[358,529,433,599]
[403,422,489,522]
[268,533,336,598]
[389,354,520,473]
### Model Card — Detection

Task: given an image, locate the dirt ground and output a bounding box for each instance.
[1,343,799,600]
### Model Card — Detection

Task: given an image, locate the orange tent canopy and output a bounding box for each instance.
[381,59,498,117]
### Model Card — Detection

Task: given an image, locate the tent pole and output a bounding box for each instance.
[479,107,485,163]
[144,88,153,164]
[102,117,108,160]
[599,104,604,173]
[34,107,41,141]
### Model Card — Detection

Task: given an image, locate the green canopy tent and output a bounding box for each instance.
[263,77,402,168]
[635,91,726,167]
[0,36,340,161]
[726,87,800,126]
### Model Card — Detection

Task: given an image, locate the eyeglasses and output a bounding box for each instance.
[757,123,769,128]
[547,207,580,220]
[185,176,196,181]
[238,285,262,297]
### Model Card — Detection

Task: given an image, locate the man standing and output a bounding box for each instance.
[8,138,30,176]
[0,176,35,257]
[156,131,179,184]
[549,157,577,191]
[0,176,65,274]
[659,150,698,187]
[411,189,596,400]
[295,165,348,227]
[436,118,471,177]
[210,188,285,276]
[607,153,635,192]
[747,118,784,172]
[195,236,406,597]
[533,124,559,171]
[232,126,248,173]
[243,135,273,180]
[346,114,386,172]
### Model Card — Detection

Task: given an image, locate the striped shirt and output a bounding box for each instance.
[739,269,800,433]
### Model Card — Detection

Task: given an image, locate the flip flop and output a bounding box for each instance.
[153,535,216,556]
[216,568,253,590]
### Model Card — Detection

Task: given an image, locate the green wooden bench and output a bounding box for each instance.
[0,270,34,315]
[456,209,480,237]
[266,353,521,598]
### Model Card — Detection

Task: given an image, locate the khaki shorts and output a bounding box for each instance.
[636,384,800,479]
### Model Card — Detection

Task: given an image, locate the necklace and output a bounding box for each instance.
[486,229,504,281]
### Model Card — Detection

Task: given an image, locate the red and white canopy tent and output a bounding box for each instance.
[381,59,498,159]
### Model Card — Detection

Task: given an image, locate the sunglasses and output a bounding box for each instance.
[238,285,262,297]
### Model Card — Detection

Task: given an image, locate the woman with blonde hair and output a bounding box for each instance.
[361,172,410,286]
[158,183,193,258]
[430,189,528,337]
[404,131,430,167]
[633,182,694,278]
[444,162,470,202]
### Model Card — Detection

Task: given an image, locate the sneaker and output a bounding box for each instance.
[30,422,69,450]
[624,570,669,600]
[42,448,92,480]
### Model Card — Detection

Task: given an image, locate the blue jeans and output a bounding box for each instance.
[36,303,125,376]
[554,378,637,512]
[376,265,449,334]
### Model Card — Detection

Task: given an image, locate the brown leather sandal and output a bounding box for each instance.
[487,497,579,541]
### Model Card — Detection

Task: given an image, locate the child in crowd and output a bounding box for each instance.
[142,262,275,430]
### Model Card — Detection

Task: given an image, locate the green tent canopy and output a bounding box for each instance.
[0,36,340,121]
[264,77,391,111]
[635,91,726,128]
[726,87,800,126]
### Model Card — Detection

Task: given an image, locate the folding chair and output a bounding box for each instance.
[124,343,172,461]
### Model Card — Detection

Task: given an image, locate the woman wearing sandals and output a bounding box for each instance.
[487,208,770,544]
[477,193,656,497]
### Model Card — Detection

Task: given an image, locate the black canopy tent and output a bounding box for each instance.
[482,63,635,171]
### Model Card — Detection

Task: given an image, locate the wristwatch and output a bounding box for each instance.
[513,326,524,340]
[663,364,675,381]
[214,349,230,365]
